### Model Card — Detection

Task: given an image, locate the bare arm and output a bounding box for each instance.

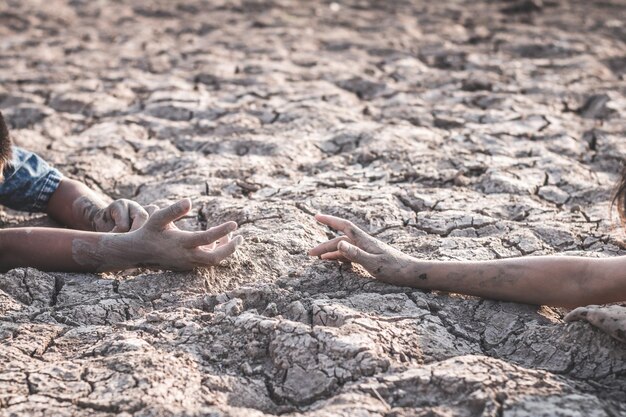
[0,199,243,272]
[309,214,626,308]
[46,178,148,232]
[0,227,116,272]
[399,256,625,308]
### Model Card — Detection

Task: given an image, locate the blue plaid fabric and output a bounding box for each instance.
[0,146,62,213]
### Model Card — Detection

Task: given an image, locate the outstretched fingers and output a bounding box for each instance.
[336,240,378,269]
[216,233,233,248]
[320,250,350,262]
[184,222,238,248]
[194,235,244,266]
[148,199,192,230]
[314,214,379,251]
[309,235,351,257]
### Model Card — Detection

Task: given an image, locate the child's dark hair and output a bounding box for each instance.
[613,167,626,227]
[0,112,12,176]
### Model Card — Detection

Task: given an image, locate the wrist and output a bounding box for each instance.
[401,257,434,287]
[105,231,169,271]
[72,232,137,272]
[72,196,106,231]
[105,232,144,270]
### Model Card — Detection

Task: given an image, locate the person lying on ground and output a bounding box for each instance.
[308,173,626,343]
[0,112,243,272]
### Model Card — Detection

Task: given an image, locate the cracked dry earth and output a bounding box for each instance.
[1,0,626,416]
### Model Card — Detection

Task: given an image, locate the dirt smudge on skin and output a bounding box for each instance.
[0,0,625,416]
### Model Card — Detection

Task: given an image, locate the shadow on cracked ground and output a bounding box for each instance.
[0,0,626,416]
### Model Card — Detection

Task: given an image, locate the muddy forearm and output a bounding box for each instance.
[402,256,621,308]
[46,178,109,231]
[0,228,135,272]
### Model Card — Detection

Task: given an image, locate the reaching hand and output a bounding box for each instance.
[308,214,416,285]
[119,198,244,270]
[93,199,150,233]
[564,304,626,344]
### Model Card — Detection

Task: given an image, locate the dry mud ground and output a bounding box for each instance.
[1,0,626,416]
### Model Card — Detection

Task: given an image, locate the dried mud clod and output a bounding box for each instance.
[1,0,626,416]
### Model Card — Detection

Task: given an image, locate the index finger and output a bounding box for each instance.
[314,213,379,251]
[148,199,191,230]
[184,221,237,248]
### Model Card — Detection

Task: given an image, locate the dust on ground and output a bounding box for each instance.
[1,0,625,416]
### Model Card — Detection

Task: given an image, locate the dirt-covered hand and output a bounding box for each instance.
[118,198,243,270]
[564,304,626,344]
[308,213,416,285]
[93,199,150,233]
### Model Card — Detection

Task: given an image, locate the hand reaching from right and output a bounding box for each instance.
[308,214,419,286]
[306,215,626,309]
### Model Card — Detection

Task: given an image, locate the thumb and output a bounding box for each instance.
[337,240,375,267]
